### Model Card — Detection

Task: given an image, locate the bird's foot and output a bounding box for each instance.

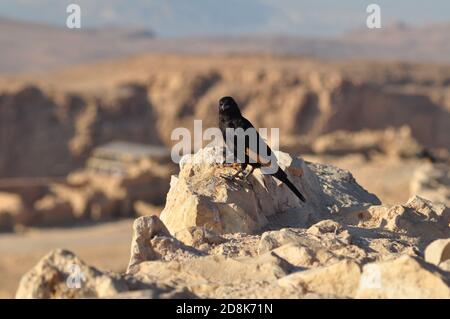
[242,171,252,180]
[219,162,243,179]
[241,166,256,180]
[219,173,233,180]
[219,174,242,187]
[219,171,252,188]
[220,170,243,181]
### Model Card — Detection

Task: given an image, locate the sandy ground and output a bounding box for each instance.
[0,219,134,298]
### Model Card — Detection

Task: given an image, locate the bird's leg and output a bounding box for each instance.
[232,163,247,179]
[242,165,256,180]
[220,163,246,181]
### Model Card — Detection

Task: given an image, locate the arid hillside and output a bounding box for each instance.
[1,54,449,299]
[1,54,450,178]
[2,17,450,73]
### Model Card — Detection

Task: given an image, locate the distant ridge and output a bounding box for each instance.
[1,17,450,74]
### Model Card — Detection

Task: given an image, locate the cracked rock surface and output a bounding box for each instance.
[15,148,449,299]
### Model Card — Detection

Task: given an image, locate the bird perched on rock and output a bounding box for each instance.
[218,96,306,202]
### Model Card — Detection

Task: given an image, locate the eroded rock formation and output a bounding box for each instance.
[15,148,450,299]
[2,56,450,178]
[159,146,380,234]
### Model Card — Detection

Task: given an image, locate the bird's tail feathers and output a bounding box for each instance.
[274,168,306,203]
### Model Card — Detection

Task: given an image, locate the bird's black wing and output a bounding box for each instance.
[240,117,306,202]
[237,116,273,167]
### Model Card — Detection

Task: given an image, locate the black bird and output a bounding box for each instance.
[218,96,306,203]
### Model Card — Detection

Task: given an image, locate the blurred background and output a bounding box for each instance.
[1,0,449,297]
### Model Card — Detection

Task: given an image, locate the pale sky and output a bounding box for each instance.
[1,0,449,37]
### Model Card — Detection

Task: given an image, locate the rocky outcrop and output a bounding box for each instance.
[425,238,450,270]
[33,195,75,227]
[0,157,175,231]
[16,249,195,299]
[0,192,27,231]
[0,84,161,178]
[410,163,450,207]
[121,207,450,298]
[174,226,226,248]
[2,56,450,178]
[127,215,202,272]
[278,259,361,298]
[355,256,450,298]
[339,195,450,249]
[16,206,450,298]
[159,146,380,235]
[14,151,450,299]
[312,126,423,158]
